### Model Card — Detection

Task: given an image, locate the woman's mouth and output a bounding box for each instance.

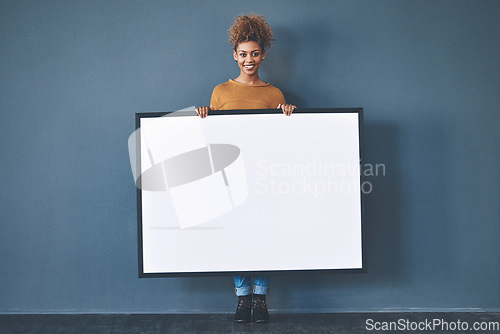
[244,64,255,70]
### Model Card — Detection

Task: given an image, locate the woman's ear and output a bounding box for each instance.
[262,50,266,61]
[233,50,238,62]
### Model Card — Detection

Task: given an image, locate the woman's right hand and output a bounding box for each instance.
[195,105,214,118]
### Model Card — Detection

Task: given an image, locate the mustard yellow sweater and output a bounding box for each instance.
[210,79,286,110]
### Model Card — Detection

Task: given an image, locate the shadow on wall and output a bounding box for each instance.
[264,22,336,108]
[362,122,404,283]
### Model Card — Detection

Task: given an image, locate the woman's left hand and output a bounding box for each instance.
[278,103,296,116]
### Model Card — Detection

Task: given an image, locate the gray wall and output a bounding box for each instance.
[1,0,499,313]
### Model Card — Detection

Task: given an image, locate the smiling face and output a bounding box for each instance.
[233,41,265,76]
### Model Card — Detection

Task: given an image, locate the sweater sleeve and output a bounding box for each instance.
[210,86,220,110]
[275,89,286,107]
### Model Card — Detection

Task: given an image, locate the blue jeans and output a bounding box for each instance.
[233,275,270,296]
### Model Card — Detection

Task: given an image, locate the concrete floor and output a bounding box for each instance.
[0,312,499,333]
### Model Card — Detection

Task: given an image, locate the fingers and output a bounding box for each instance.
[195,106,210,118]
[198,104,296,117]
[281,104,296,116]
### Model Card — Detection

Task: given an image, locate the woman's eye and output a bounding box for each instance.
[240,54,246,57]
[252,53,259,57]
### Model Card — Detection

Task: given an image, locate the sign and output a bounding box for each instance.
[130,108,365,277]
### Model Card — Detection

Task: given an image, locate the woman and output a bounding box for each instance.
[196,14,296,323]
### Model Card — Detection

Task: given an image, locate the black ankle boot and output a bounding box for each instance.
[234,295,252,323]
[252,294,269,323]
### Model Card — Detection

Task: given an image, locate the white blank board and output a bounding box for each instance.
[136,109,364,276]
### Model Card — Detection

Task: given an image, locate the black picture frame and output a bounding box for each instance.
[134,108,366,278]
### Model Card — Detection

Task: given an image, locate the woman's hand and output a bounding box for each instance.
[195,105,214,118]
[278,103,296,116]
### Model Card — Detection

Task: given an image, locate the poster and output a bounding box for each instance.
[131,109,365,277]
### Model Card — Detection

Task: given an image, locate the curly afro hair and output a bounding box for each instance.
[228,14,274,51]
